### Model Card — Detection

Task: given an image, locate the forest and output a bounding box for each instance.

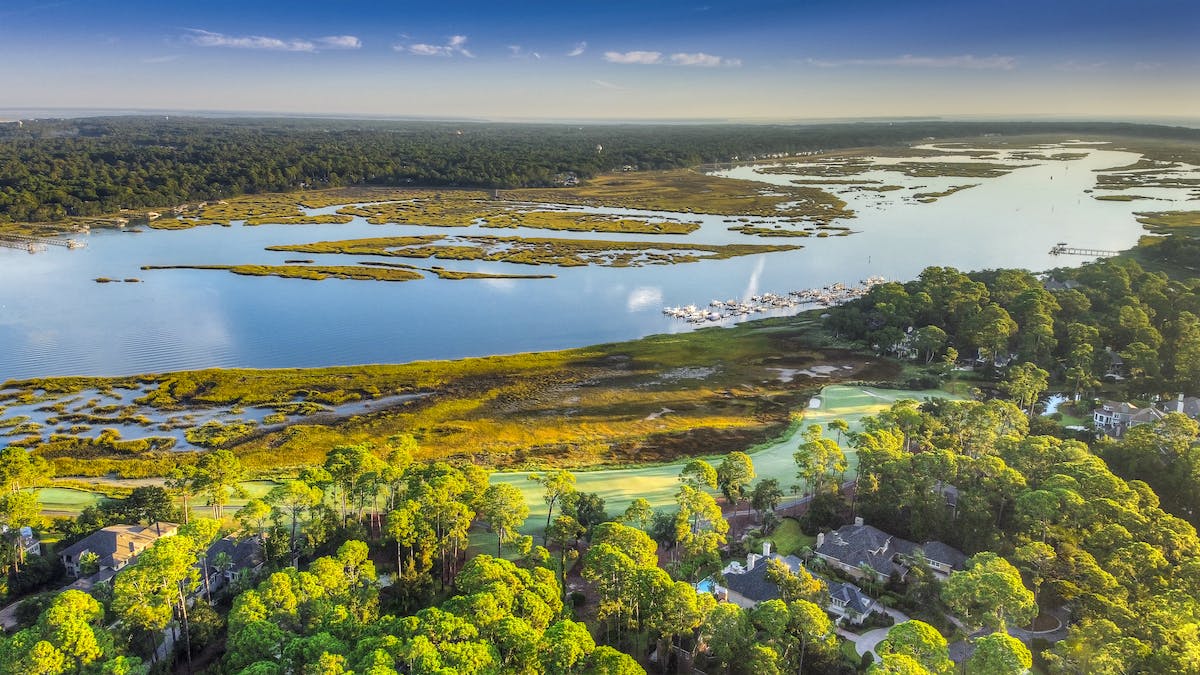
[2,116,1199,222]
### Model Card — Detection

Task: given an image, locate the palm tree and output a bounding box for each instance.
[212,551,234,590]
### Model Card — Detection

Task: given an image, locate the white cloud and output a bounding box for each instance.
[1054,60,1107,72]
[186,29,315,52]
[591,79,627,91]
[396,34,473,57]
[316,35,362,50]
[185,29,362,53]
[627,287,663,312]
[142,55,180,64]
[567,41,587,57]
[670,52,739,67]
[807,54,1016,70]
[604,50,663,65]
[508,45,541,60]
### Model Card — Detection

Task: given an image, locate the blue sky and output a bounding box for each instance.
[1,0,1196,120]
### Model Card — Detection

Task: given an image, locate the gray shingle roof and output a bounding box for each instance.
[815,523,908,576]
[205,535,264,572]
[723,563,779,603]
[919,541,967,570]
[722,554,805,604]
[829,581,875,614]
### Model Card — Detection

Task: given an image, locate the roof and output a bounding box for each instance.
[1098,401,1139,415]
[829,581,875,614]
[1157,397,1200,419]
[1042,278,1081,292]
[722,554,804,604]
[948,640,977,664]
[1129,407,1167,425]
[816,523,907,576]
[933,481,960,509]
[723,563,779,603]
[205,535,264,572]
[919,541,967,570]
[59,523,178,567]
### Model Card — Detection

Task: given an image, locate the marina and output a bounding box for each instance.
[662,276,888,324]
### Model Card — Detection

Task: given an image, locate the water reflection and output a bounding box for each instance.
[0,145,1194,380]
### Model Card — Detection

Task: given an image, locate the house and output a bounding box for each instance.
[1042,277,1081,292]
[1157,394,1200,421]
[59,522,178,578]
[706,542,881,625]
[827,581,879,623]
[1093,401,1166,437]
[714,543,805,609]
[199,535,265,594]
[1104,349,1127,380]
[814,518,965,580]
[1,525,41,558]
[919,541,968,576]
[933,482,959,512]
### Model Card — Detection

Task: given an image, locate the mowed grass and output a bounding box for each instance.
[34,479,282,520]
[754,517,816,557]
[499,384,961,534]
[34,486,106,516]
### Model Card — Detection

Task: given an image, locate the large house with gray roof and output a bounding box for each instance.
[814,518,965,581]
[706,542,882,625]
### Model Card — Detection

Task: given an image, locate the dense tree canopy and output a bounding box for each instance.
[2,117,1196,222]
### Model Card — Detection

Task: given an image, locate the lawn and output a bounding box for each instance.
[499,384,962,534]
[32,385,960,534]
[34,486,105,516]
[753,517,815,557]
[33,479,282,520]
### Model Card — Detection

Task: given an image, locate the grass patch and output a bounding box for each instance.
[341,195,702,234]
[756,517,815,557]
[267,234,802,268]
[1135,210,1200,232]
[912,184,979,201]
[141,264,425,282]
[505,169,853,224]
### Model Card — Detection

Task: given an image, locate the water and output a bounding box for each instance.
[1,144,1194,381]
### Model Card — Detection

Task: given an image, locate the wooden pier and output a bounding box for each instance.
[0,233,86,251]
[0,238,47,253]
[1049,243,1118,258]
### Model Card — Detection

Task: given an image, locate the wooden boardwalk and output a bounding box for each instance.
[0,233,86,251]
[1049,243,1118,258]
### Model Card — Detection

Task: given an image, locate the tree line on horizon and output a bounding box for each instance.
[1,116,1198,222]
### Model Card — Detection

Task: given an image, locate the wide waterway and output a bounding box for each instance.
[1,142,1195,381]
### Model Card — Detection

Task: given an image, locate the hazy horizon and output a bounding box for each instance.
[2,1,1197,121]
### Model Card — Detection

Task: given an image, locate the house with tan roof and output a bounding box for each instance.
[59,522,178,578]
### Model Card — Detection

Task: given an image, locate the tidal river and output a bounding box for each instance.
[0,143,1192,381]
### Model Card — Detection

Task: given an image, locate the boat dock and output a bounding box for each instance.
[0,233,86,252]
[1049,242,1117,258]
[663,276,887,325]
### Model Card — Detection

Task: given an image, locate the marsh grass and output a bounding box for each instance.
[1135,210,1200,231]
[8,311,897,474]
[504,169,852,223]
[268,234,802,267]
